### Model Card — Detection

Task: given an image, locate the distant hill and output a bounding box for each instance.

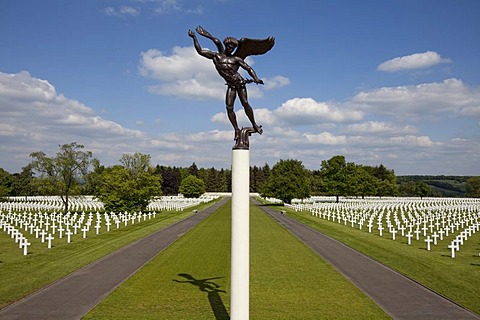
[397,175,471,197]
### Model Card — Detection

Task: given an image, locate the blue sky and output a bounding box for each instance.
[1,0,479,175]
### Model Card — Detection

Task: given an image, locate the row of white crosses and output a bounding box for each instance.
[447,223,479,258]
[2,196,104,213]
[0,209,160,256]
[1,219,32,255]
[0,194,217,256]
[284,197,480,258]
[147,194,219,211]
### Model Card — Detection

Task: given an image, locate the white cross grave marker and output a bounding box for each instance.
[40,229,47,243]
[438,229,445,241]
[46,233,54,249]
[66,229,73,243]
[432,233,439,245]
[95,224,101,235]
[82,227,88,239]
[406,232,413,245]
[448,240,458,258]
[398,225,406,236]
[425,236,433,251]
[21,238,31,256]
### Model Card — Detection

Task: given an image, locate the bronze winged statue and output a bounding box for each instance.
[188,26,275,143]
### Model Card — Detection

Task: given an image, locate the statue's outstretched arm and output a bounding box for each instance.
[188,29,215,59]
[195,26,224,53]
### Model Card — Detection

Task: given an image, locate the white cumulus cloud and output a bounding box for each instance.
[275,98,363,125]
[303,132,347,145]
[347,121,417,135]
[378,51,451,72]
[389,135,437,147]
[0,71,144,170]
[351,78,480,117]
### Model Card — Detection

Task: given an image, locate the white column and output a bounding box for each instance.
[230,149,250,320]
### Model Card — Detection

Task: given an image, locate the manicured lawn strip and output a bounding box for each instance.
[285,207,480,315]
[83,199,232,320]
[0,200,217,309]
[249,203,389,319]
[84,201,389,319]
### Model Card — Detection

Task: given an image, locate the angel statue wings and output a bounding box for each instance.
[188,26,275,142]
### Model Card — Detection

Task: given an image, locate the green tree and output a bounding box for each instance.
[355,166,379,199]
[83,158,104,195]
[206,167,225,192]
[97,153,162,212]
[371,164,398,197]
[155,165,181,195]
[120,153,151,175]
[251,165,269,193]
[309,169,323,196]
[319,155,348,202]
[318,157,398,200]
[348,165,379,198]
[225,168,232,193]
[399,181,417,196]
[10,164,37,197]
[343,162,361,197]
[188,162,199,177]
[197,167,208,185]
[179,175,206,198]
[256,163,271,194]
[30,142,93,213]
[466,176,480,197]
[218,169,229,192]
[260,159,310,204]
[415,181,430,199]
[0,168,13,198]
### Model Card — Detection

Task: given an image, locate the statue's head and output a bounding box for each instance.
[223,37,238,54]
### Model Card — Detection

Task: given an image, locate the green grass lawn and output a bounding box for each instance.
[0,203,216,309]
[84,201,389,319]
[285,207,480,315]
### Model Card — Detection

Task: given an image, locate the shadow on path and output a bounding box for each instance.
[174,273,230,320]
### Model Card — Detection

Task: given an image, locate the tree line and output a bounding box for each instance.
[1,143,479,210]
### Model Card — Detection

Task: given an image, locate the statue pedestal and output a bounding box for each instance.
[230,127,261,319]
[230,148,250,320]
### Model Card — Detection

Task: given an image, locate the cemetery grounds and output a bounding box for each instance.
[83,200,388,319]
[1,195,389,319]
[0,195,217,310]
[1,195,479,318]
[283,196,480,315]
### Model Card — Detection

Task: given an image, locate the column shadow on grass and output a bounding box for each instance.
[174,273,230,320]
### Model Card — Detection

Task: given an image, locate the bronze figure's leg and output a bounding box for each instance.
[238,86,262,134]
[226,87,240,140]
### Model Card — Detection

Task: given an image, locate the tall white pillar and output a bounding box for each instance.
[230,148,250,320]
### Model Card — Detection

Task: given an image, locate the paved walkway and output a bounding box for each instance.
[253,199,479,320]
[0,198,229,320]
